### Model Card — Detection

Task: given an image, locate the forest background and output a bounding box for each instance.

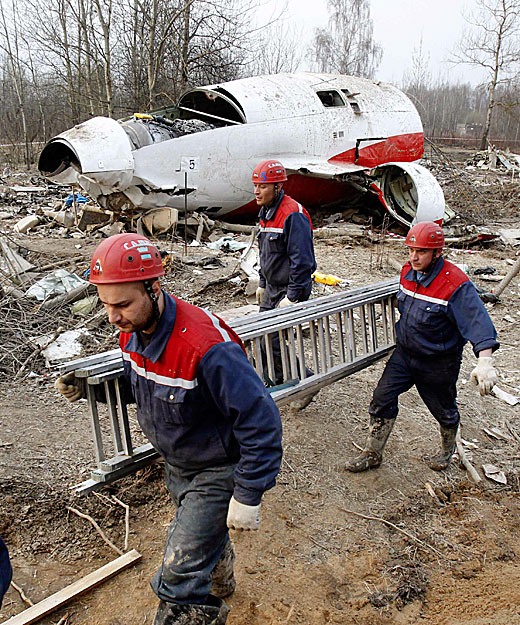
[1,0,520,168]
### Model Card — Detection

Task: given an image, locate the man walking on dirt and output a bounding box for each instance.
[345,221,499,473]
[253,160,317,406]
[55,234,283,625]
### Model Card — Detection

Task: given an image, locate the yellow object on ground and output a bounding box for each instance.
[312,271,343,286]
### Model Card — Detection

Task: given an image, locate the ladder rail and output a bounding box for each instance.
[64,280,399,494]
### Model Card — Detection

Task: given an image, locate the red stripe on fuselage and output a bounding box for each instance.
[227,174,358,218]
[329,132,424,168]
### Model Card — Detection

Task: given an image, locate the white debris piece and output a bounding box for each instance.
[36,328,89,366]
[26,269,87,301]
[491,385,519,406]
[0,240,35,275]
[206,236,248,252]
[14,215,40,233]
[482,464,507,485]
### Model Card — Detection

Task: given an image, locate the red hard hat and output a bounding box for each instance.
[89,233,164,284]
[252,160,287,183]
[405,221,445,249]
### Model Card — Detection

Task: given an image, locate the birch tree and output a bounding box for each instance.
[309,0,382,78]
[452,0,520,149]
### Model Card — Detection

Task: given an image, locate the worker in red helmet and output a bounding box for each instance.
[345,221,499,473]
[55,234,282,625]
[252,160,317,401]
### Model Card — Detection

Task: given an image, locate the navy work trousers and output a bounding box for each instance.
[369,344,462,428]
[259,282,312,386]
[151,462,235,605]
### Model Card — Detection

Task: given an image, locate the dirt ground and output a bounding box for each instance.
[1,147,520,624]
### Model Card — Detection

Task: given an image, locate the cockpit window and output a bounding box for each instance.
[316,90,345,107]
[178,89,246,126]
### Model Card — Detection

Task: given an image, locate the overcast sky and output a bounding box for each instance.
[277,0,486,86]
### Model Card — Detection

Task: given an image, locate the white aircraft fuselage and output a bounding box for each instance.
[38,73,445,226]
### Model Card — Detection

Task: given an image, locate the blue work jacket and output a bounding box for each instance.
[258,191,317,301]
[396,257,499,358]
[119,292,283,506]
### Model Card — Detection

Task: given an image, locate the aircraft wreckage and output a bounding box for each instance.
[38,72,446,226]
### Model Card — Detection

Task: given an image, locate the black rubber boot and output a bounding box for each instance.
[345,417,395,472]
[211,539,236,599]
[153,595,229,625]
[427,425,458,471]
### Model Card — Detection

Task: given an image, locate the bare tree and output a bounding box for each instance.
[308,0,382,78]
[246,22,303,76]
[0,0,31,168]
[452,0,520,149]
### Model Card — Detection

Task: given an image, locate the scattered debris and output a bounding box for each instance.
[206,236,249,252]
[483,426,511,441]
[312,271,347,286]
[482,464,507,484]
[137,207,179,236]
[498,229,520,246]
[491,385,519,406]
[26,269,87,301]
[14,215,40,233]
[36,328,89,366]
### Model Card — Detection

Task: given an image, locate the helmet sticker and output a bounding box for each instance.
[93,259,102,274]
[140,254,152,260]
[123,238,152,250]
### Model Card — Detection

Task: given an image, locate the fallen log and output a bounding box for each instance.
[494,255,520,298]
[4,550,141,625]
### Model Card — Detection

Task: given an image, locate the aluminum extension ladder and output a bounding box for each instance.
[60,278,399,494]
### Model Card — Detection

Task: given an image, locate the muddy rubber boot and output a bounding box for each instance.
[345,417,395,472]
[210,539,236,598]
[153,595,229,625]
[427,425,458,471]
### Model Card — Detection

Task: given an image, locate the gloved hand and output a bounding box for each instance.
[470,356,498,396]
[226,496,261,530]
[278,296,294,308]
[255,286,265,306]
[54,372,86,402]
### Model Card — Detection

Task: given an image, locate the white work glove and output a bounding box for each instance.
[256,286,265,306]
[226,496,261,531]
[470,356,498,396]
[54,372,86,402]
[278,296,294,308]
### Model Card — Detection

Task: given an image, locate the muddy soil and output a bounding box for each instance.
[1,148,520,624]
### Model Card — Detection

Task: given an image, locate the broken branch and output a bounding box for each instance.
[192,271,240,296]
[66,506,124,556]
[339,507,446,558]
[10,581,34,606]
[111,496,130,552]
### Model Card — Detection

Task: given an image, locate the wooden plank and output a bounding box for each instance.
[5,550,142,625]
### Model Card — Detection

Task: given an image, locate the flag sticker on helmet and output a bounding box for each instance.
[93,259,102,273]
